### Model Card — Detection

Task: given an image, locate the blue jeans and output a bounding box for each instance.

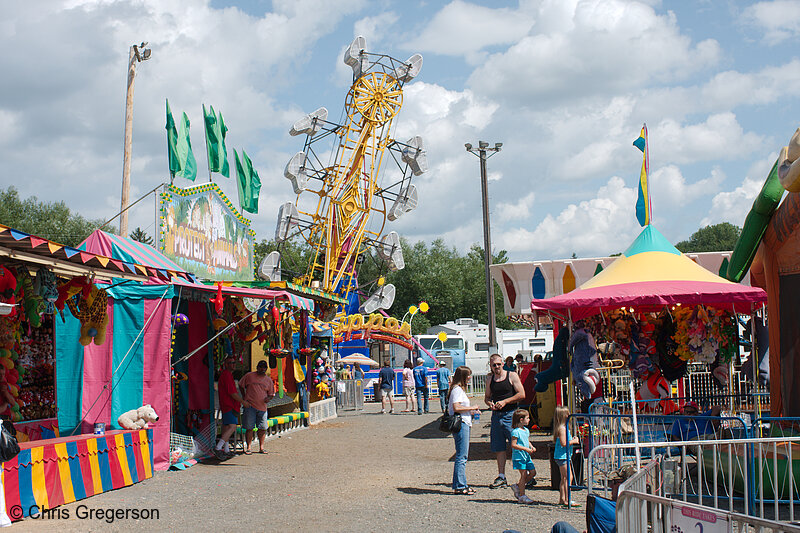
[452,421,470,490]
[439,389,448,412]
[415,387,429,413]
[551,522,579,533]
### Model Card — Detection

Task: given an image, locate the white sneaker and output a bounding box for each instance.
[380,409,386,414]
[518,494,534,504]
[510,483,519,499]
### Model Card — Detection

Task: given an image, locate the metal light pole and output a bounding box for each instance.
[466,141,502,355]
[119,42,152,237]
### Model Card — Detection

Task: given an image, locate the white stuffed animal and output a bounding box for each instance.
[117,404,159,430]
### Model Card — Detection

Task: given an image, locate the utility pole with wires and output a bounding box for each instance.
[119,42,152,238]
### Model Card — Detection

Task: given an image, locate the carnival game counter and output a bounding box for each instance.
[2,428,153,520]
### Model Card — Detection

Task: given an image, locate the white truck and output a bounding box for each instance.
[426,318,554,374]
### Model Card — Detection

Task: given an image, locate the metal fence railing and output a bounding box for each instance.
[335,379,364,411]
[616,455,800,533]
[586,435,800,525]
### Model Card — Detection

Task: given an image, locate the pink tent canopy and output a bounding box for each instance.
[530,225,767,320]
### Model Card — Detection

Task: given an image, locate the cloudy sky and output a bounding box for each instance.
[2,0,799,262]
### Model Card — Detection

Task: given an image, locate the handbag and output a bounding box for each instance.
[0,421,20,463]
[438,391,462,434]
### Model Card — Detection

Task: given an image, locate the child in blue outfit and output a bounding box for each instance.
[553,405,579,507]
[510,408,536,504]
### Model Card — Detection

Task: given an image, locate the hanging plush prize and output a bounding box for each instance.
[65,283,109,346]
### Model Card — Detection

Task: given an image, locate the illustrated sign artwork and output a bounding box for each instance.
[158,184,254,281]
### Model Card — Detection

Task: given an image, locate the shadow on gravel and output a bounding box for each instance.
[404,419,449,439]
[396,486,454,495]
[468,497,522,504]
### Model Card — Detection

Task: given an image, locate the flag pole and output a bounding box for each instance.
[644,123,652,223]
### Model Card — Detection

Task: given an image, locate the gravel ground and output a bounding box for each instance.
[11,400,587,532]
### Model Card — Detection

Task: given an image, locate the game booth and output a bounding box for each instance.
[529,224,768,414]
[0,224,186,521]
[76,231,337,468]
[0,224,338,522]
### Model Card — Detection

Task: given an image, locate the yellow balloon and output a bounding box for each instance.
[377,276,385,286]
[0,358,12,370]
[437,331,448,342]
[419,302,430,313]
[408,305,418,315]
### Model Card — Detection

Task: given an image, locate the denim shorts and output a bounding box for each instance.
[554,458,568,466]
[243,406,269,430]
[490,410,515,452]
[221,409,238,425]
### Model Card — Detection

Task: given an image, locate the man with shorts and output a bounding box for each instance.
[239,360,275,454]
[378,360,395,414]
[215,355,249,459]
[485,353,526,488]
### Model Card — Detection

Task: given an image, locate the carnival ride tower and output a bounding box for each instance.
[271,36,426,313]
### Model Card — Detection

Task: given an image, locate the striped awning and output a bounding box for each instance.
[79,230,193,282]
[0,225,180,282]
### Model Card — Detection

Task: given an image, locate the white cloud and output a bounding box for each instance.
[408,1,535,57]
[496,176,641,258]
[468,0,720,105]
[741,0,800,45]
[650,165,725,208]
[699,153,781,227]
[700,177,763,228]
[353,12,399,48]
[497,192,536,222]
[651,113,764,165]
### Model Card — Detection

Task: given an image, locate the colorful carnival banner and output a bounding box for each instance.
[3,429,153,520]
[157,184,255,281]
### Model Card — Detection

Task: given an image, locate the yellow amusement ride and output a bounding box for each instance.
[270,36,425,314]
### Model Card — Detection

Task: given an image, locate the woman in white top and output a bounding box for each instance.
[448,366,480,494]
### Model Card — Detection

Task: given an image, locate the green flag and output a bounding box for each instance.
[165,99,180,176]
[244,150,261,213]
[234,149,261,214]
[176,112,197,181]
[203,104,230,177]
[217,111,230,178]
[234,149,247,208]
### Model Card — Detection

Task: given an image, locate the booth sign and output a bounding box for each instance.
[158,184,254,281]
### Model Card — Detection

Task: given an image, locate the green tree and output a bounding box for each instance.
[675,222,741,253]
[253,238,314,282]
[252,235,515,334]
[129,227,153,246]
[0,186,111,247]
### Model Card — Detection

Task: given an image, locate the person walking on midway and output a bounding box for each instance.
[485,353,526,489]
[215,355,249,459]
[510,408,536,504]
[401,360,415,412]
[413,358,429,414]
[378,360,395,414]
[553,405,579,507]
[448,366,480,495]
[239,360,275,454]
[435,361,451,413]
